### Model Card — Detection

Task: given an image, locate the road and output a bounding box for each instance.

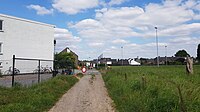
[49,69,115,112]
[74,69,101,75]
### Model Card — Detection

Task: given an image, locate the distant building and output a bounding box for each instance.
[99,58,113,65]
[95,58,120,66]
[92,56,194,66]
[128,58,141,65]
[79,60,95,68]
[60,47,78,67]
[117,59,129,66]
[139,56,187,65]
[94,58,140,66]
[155,56,186,65]
[111,59,118,65]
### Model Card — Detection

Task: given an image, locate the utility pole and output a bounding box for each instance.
[165,45,167,65]
[121,46,124,66]
[155,27,159,67]
[53,40,56,77]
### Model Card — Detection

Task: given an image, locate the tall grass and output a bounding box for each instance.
[0,75,78,112]
[103,65,200,112]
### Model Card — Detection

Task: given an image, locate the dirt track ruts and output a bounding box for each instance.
[49,73,115,112]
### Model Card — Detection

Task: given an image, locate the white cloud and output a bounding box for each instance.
[184,0,196,8]
[169,37,200,44]
[72,1,198,42]
[112,39,128,44]
[160,23,200,37]
[109,0,128,6]
[52,0,99,15]
[196,4,200,9]
[137,3,194,27]
[27,5,53,15]
[94,2,195,29]
[89,42,104,47]
[126,43,138,47]
[71,19,102,30]
[96,7,144,26]
[144,42,168,47]
[69,0,200,59]
[54,28,81,52]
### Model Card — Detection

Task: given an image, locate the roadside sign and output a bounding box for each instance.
[81,66,87,73]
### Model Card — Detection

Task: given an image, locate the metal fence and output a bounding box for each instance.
[0,55,54,87]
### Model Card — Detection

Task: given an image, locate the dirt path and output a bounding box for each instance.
[49,73,115,112]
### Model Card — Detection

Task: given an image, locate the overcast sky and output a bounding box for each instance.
[1,0,200,60]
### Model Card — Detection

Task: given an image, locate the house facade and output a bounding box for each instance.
[60,47,79,68]
[0,14,55,74]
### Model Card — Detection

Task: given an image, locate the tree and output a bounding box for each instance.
[54,52,75,69]
[197,44,200,62]
[175,50,190,57]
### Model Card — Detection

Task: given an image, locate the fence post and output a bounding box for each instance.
[53,60,55,77]
[124,73,127,81]
[12,55,15,87]
[38,60,40,83]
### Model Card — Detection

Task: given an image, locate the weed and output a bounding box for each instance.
[91,74,96,80]
[131,80,141,91]
[0,75,78,112]
[102,65,200,112]
[76,73,84,77]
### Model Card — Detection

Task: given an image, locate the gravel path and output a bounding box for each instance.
[49,72,115,112]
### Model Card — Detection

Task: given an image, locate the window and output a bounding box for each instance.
[0,62,2,69]
[0,43,2,54]
[0,20,3,31]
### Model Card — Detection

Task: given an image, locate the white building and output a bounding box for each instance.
[128,58,141,66]
[0,14,55,74]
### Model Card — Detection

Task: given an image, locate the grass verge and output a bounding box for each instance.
[0,75,78,112]
[102,65,200,112]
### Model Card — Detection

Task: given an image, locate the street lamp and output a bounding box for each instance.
[165,46,167,65]
[54,40,56,55]
[121,46,124,66]
[155,27,159,67]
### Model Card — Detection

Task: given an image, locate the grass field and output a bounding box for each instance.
[0,75,78,112]
[102,65,200,112]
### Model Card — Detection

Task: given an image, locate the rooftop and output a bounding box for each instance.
[0,13,55,28]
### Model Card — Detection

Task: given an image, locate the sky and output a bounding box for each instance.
[0,0,200,60]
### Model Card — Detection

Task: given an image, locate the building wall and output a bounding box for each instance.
[0,14,54,74]
[61,47,79,68]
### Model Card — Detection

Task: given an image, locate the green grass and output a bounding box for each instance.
[102,65,200,112]
[0,75,78,112]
